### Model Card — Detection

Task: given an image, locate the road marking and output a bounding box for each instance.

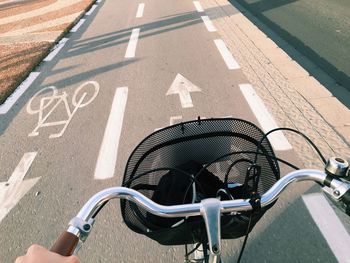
[44,38,69,62]
[166,74,201,108]
[125,28,140,58]
[27,81,99,139]
[96,0,102,2]
[136,3,145,18]
[193,1,204,12]
[170,116,183,125]
[201,16,216,32]
[85,4,97,16]
[70,18,86,32]
[0,152,40,223]
[302,193,350,263]
[154,116,183,131]
[239,84,292,151]
[214,39,240,70]
[0,72,40,115]
[94,87,128,180]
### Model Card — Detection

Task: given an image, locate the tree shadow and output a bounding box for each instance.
[243,0,298,12]
[0,0,41,11]
[68,12,203,58]
[0,2,239,135]
[0,1,140,135]
[229,0,350,108]
[224,188,338,262]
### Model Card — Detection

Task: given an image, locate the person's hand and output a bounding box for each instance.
[15,244,80,263]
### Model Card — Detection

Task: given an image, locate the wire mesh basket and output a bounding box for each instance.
[121,118,280,245]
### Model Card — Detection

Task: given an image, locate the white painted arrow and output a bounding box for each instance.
[166,74,202,108]
[0,152,40,223]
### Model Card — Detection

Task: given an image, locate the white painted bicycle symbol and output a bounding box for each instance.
[27,81,99,139]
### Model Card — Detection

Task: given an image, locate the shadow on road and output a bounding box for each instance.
[0,1,139,136]
[225,187,338,262]
[0,3,233,135]
[230,0,350,108]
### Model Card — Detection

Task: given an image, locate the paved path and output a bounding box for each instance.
[0,0,349,262]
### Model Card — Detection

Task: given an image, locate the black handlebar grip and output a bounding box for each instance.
[50,231,79,256]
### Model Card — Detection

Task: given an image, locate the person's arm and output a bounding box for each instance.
[15,244,80,263]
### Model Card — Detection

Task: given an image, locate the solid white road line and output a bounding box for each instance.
[85,4,97,16]
[0,72,40,115]
[125,28,140,58]
[214,39,240,70]
[44,38,69,62]
[303,193,350,263]
[94,87,128,180]
[0,152,40,223]
[136,3,145,18]
[239,84,292,151]
[201,16,216,32]
[193,1,204,12]
[70,18,86,32]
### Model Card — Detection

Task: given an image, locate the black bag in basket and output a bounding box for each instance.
[121,118,280,245]
[148,161,224,228]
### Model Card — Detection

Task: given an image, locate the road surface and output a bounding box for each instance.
[0,0,349,262]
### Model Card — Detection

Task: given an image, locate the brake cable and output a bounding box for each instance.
[254,127,327,164]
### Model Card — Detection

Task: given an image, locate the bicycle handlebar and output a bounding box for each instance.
[51,169,350,256]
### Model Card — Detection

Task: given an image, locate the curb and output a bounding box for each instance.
[226,1,350,147]
[201,0,350,166]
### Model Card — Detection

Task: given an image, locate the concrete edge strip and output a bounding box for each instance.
[203,0,350,154]
[210,0,350,147]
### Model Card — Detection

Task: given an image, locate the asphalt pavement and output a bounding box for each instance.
[0,0,349,262]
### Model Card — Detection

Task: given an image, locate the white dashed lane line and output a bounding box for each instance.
[239,83,292,151]
[136,3,145,18]
[44,37,69,62]
[85,4,97,16]
[214,39,240,70]
[303,193,350,263]
[201,16,217,32]
[94,87,128,180]
[70,18,86,32]
[193,1,204,12]
[0,72,40,115]
[125,28,140,58]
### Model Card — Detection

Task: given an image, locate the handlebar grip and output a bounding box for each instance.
[50,231,79,256]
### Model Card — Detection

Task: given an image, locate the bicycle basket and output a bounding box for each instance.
[121,118,280,245]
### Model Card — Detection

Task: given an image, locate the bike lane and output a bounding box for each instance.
[0,0,347,262]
